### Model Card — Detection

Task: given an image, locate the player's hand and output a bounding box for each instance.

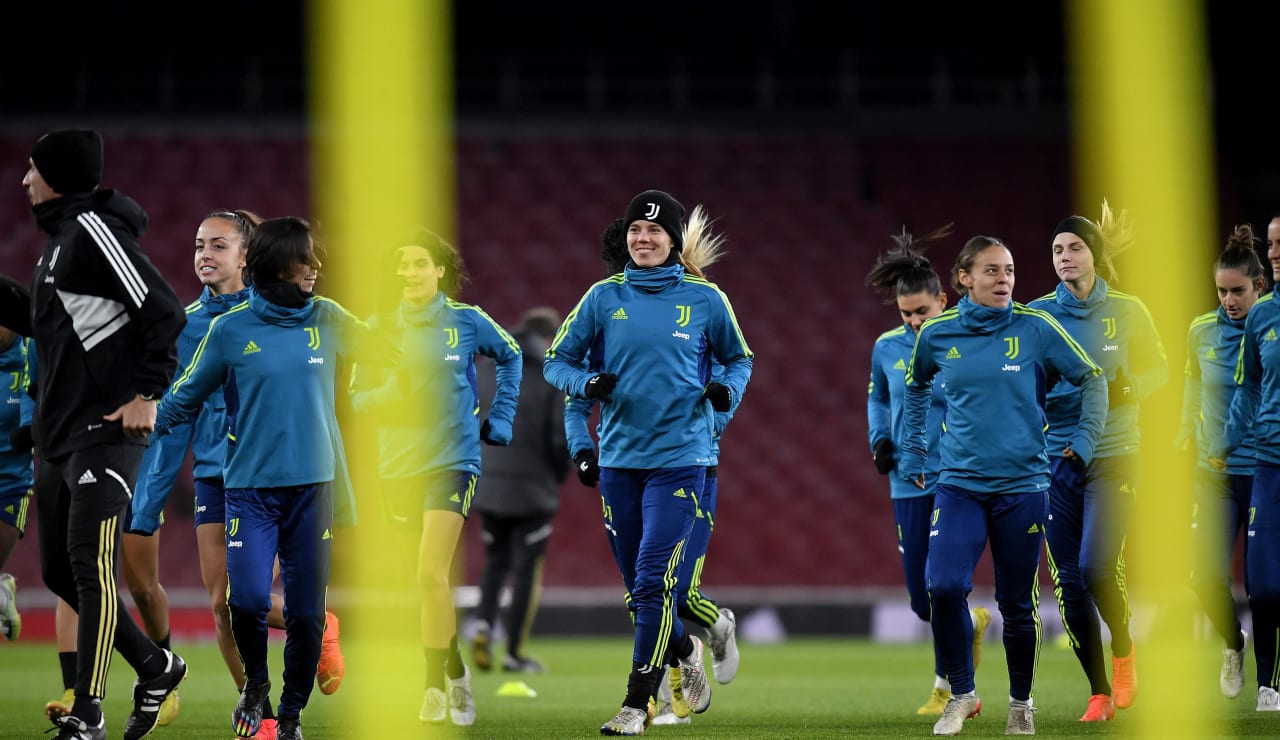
[8,424,32,454]
[702,382,731,412]
[585,373,619,401]
[480,418,512,446]
[573,449,600,487]
[1063,446,1087,470]
[1208,456,1227,472]
[911,473,926,491]
[104,395,156,439]
[872,439,895,475]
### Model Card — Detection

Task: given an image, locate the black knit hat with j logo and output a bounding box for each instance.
[623,190,685,253]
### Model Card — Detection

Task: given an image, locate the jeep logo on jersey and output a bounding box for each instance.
[644,202,661,219]
[305,326,321,350]
[444,327,460,348]
[1004,336,1020,360]
[676,305,691,327]
[1102,317,1117,339]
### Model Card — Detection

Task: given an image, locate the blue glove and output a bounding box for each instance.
[480,418,512,446]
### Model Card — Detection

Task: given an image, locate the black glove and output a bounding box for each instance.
[9,425,32,454]
[1108,370,1134,406]
[872,438,895,475]
[573,449,600,487]
[702,382,731,412]
[585,373,619,401]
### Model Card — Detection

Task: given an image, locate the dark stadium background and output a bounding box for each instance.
[0,1,1270,635]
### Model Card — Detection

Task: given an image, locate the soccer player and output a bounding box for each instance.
[155,217,393,740]
[1216,220,1280,711]
[566,211,742,727]
[470,306,568,675]
[0,128,189,740]
[1179,225,1268,699]
[864,225,992,716]
[348,231,522,727]
[131,210,344,738]
[902,235,1106,736]
[1028,202,1168,721]
[0,326,33,642]
[545,190,753,735]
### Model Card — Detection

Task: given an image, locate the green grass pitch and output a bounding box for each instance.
[0,637,1272,738]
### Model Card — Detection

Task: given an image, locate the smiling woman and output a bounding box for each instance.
[900,233,1107,735]
[153,217,400,739]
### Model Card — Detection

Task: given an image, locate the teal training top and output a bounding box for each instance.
[349,291,522,479]
[1027,279,1168,458]
[1224,293,1280,465]
[156,288,396,490]
[867,324,946,499]
[1178,306,1257,474]
[545,263,752,470]
[902,296,1106,495]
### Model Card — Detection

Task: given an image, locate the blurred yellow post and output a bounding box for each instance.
[308,0,455,733]
[1067,0,1215,736]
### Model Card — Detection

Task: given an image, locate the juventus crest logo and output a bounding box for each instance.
[644,202,661,219]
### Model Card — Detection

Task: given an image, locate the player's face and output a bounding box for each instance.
[897,290,947,333]
[281,255,319,295]
[22,159,57,205]
[1051,232,1095,284]
[626,220,672,268]
[1216,267,1263,320]
[959,245,1015,309]
[397,245,444,306]
[194,217,247,295]
[1268,218,1280,284]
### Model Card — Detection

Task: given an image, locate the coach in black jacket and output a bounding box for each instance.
[1,129,188,740]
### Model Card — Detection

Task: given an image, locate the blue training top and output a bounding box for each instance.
[1224,293,1280,466]
[545,263,752,470]
[156,288,396,492]
[902,296,1106,495]
[349,291,522,479]
[868,324,946,499]
[130,287,248,534]
[566,354,736,466]
[0,337,33,494]
[1178,306,1257,475]
[1027,279,1168,458]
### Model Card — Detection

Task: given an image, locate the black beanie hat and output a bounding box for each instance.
[623,190,685,252]
[30,129,103,195]
[1052,216,1103,260]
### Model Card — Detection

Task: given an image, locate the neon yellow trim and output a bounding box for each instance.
[171,302,251,393]
[447,299,520,354]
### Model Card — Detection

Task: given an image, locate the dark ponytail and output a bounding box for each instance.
[865,224,951,302]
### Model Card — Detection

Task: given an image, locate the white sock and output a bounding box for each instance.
[935,675,951,691]
[1010,696,1032,707]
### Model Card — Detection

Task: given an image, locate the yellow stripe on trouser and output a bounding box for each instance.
[1114,537,1132,623]
[685,555,721,628]
[15,489,30,532]
[1273,629,1280,688]
[1043,541,1080,648]
[93,515,120,696]
[1031,565,1043,683]
[649,539,686,666]
[461,475,478,516]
